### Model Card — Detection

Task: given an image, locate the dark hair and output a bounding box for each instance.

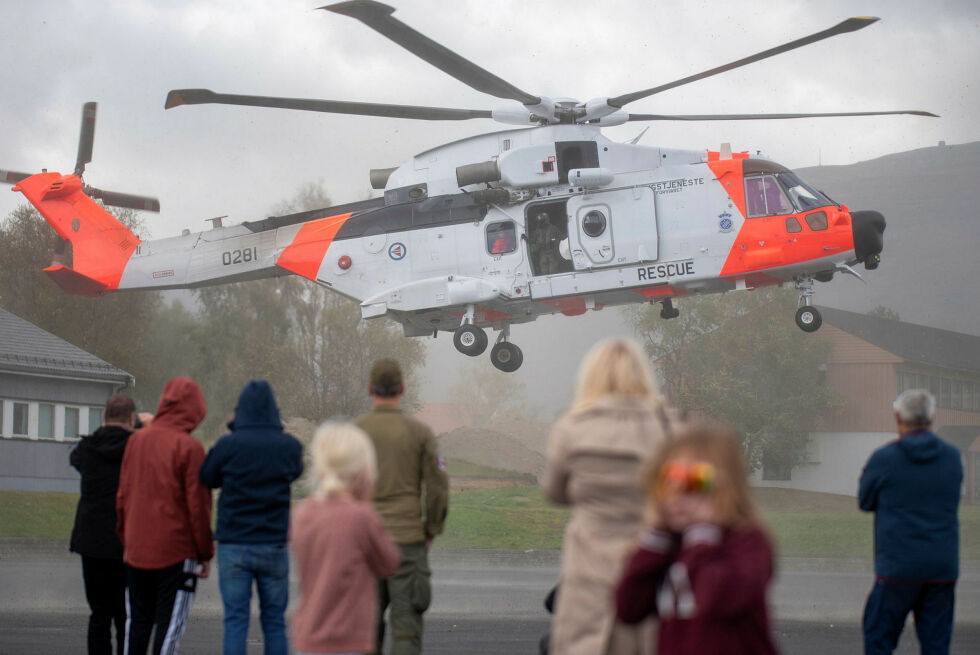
[370,359,403,398]
[104,394,136,422]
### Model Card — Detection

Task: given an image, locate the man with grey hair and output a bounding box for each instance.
[859,389,963,654]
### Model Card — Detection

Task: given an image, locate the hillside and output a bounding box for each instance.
[797,141,980,335]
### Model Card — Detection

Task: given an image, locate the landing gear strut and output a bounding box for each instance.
[453,305,488,356]
[660,298,679,320]
[794,278,822,333]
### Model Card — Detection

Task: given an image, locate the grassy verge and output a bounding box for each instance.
[0,491,79,539]
[3,488,977,560]
[447,458,536,482]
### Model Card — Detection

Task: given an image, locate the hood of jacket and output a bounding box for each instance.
[897,429,943,463]
[77,424,132,460]
[228,380,282,430]
[154,377,207,432]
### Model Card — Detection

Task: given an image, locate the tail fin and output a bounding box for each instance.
[13,172,140,296]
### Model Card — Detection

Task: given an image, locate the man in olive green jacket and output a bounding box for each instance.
[355,359,449,655]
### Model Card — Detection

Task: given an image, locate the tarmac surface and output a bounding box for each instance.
[2,541,978,653]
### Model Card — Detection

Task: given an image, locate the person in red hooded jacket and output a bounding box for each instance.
[116,377,214,655]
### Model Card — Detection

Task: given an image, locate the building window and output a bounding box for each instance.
[88,407,102,433]
[65,407,80,440]
[12,402,29,436]
[38,404,55,440]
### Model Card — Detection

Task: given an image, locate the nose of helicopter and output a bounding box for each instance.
[851,210,886,269]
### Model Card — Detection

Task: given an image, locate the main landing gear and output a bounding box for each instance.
[794,277,823,333]
[452,309,524,372]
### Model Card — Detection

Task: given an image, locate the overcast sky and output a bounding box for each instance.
[1,0,977,236]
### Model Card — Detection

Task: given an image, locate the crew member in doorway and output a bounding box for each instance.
[532,212,561,274]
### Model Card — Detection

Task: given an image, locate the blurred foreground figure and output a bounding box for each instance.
[355,359,449,655]
[200,381,304,655]
[859,389,963,655]
[70,394,140,655]
[615,423,778,655]
[116,377,213,655]
[543,338,672,655]
[290,422,401,655]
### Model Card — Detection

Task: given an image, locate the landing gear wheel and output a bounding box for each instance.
[660,298,679,320]
[490,342,524,372]
[795,306,823,333]
[453,324,488,356]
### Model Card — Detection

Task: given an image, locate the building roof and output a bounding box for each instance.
[820,306,980,376]
[0,306,133,384]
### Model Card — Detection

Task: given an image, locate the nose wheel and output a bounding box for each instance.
[794,277,822,333]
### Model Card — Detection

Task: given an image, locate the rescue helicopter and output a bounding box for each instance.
[4,1,935,372]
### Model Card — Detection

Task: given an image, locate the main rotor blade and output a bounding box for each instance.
[85,186,161,213]
[165,88,492,121]
[626,109,939,121]
[1,169,33,185]
[74,102,97,177]
[608,16,880,108]
[322,1,541,106]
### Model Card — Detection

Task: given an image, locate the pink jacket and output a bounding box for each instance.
[290,494,401,654]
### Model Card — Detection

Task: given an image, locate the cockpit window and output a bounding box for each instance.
[776,172,833,211]
[745,175,794,218]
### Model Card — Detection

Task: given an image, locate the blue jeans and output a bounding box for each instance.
[863,579,955,654]
[218,542,289,655]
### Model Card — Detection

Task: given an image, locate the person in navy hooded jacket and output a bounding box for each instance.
[200,380,303,655]
[859,388,963,655]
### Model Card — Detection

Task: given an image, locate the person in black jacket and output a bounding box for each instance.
[200,380,303,655]
[70,394,141,655]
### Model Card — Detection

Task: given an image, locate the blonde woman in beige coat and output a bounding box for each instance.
[543,338,671,655]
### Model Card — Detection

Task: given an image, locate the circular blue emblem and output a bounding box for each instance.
[720,217,733,231]
[388,242,406,260]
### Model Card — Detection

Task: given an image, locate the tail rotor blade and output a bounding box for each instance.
[1,169,34,185]
[85,186,161,213]
[74,102,97,177]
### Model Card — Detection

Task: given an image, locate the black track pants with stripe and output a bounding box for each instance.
[125,559,197,655]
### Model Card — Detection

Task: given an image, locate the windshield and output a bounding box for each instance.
[777,172,834,211]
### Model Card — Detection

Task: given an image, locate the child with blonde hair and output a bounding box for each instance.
[615,422,778,655]
[290,423,400,655]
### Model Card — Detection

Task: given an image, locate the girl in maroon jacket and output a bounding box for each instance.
[616,423,779,655]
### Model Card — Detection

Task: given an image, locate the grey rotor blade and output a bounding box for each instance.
[609,16,880,108]
[322,1,541,106]
[165,88,492,121]
[74,102,97,177]
[1,169,33,185]
[85,186,161,213]
[626,109,939,121]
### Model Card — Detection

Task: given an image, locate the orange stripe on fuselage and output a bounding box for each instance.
[276,213,352,280]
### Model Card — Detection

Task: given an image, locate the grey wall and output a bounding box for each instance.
[0,371,120,406]
[0,438,78,492]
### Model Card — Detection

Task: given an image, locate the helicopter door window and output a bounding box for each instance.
[786,217,803,233]
[745,175,793,217]
[487,221,517,255]
[582,210,607,237]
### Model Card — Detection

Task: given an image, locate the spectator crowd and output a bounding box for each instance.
[69,340,963,655]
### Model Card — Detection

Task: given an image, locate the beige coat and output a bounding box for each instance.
[543,396,669,655]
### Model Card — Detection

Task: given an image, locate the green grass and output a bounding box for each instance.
[0,491,79,538]
[437,485,569,549]
[2,488,977,560]
[447,458,536,481]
